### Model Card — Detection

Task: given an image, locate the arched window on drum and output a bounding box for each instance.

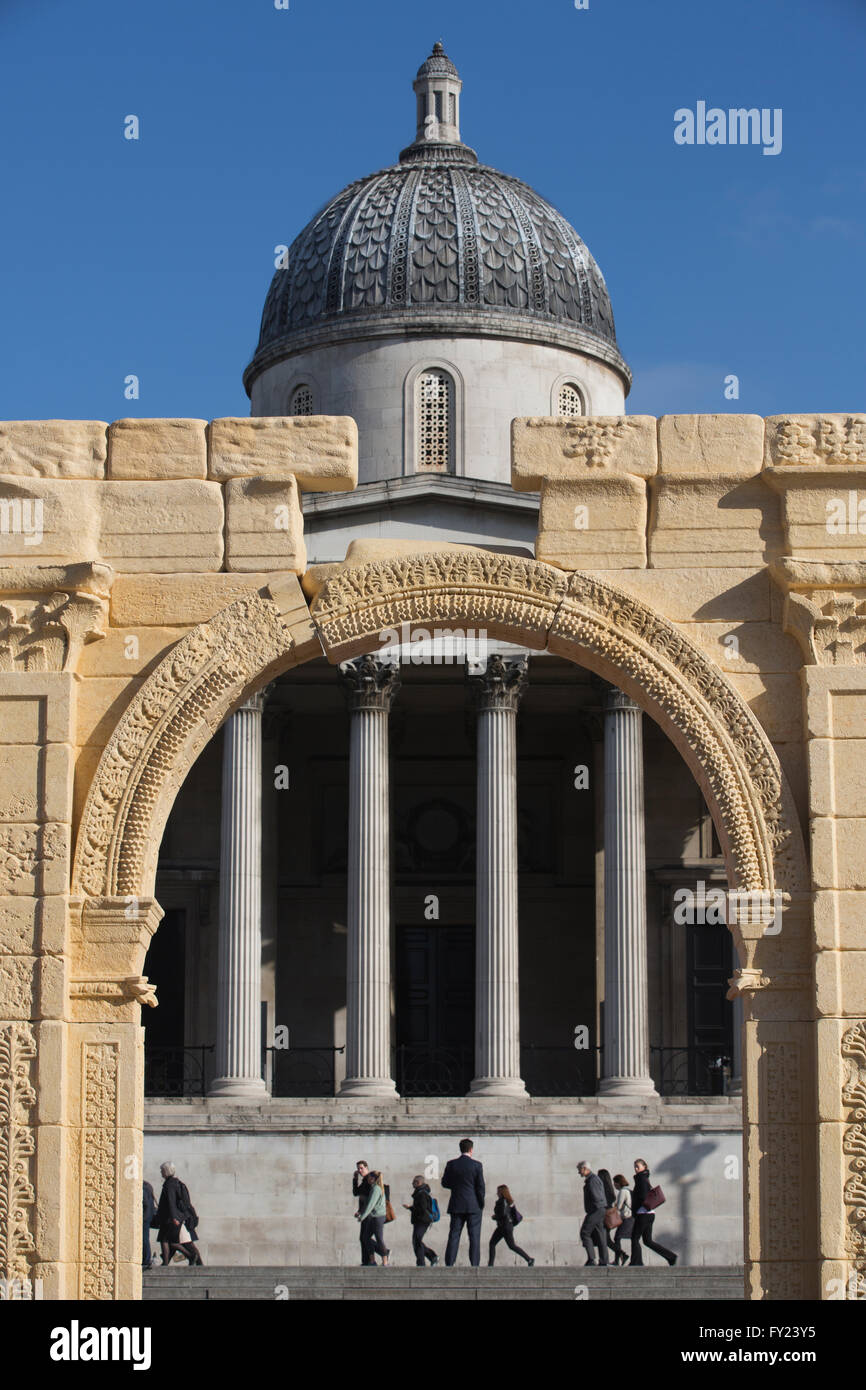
[557,382,584,418]
[290,384,315,416]
[416,368,455,472]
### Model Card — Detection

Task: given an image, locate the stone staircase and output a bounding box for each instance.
[143,1265,744,1301]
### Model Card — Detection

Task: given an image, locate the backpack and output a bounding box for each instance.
[430,1196,441,1223]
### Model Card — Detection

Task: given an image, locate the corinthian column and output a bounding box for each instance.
[338,655,400,1098]
[468,654,528,1098]
[600,685,657,1098]
[210,690,268,1099]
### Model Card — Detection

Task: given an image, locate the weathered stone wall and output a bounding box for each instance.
[0,411,863,1300]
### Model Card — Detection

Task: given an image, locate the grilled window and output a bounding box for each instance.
[290,384,314,416]
[557,382,584,417]
[417,369,454,472]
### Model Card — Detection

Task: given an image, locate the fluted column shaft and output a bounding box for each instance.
[339,656,400,1098]
[211,691,267,1099]
[469,655,527,1098]
[600,686,657,1098]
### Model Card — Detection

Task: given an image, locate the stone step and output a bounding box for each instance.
[143,1265,744,1301]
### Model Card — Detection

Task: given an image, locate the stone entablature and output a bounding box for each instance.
[0,411,864,1301]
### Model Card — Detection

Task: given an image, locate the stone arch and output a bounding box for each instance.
[73,549,805,930]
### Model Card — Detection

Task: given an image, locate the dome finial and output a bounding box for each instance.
[413,41,462,146]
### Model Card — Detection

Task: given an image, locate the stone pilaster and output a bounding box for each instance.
[338,655,400,1098]
[210,690,268,1099]
[600,685,657,1098]
[468,654,528,1098]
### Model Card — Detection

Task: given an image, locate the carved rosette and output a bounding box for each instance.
[81,1043,119,1300]
[0,1022,37,1282]
[842,1023,866,1282]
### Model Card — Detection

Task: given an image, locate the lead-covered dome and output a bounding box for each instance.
[244,45,630,394]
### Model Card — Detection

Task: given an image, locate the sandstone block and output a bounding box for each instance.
[723,672,803,743]
[648,477,783,568]
[816,1020,855,1119]
[816,1123,849,1258]
[816,950,866,1016]
[75,626,187,679]
[609,567,773,623]
[803,669,866,739]
[0,896,38,954]
[0,421,107,479]
[512,415,657,490]
[537,474,647,569]
[0,674,74,743]
[808,739,866,817]
[110,572,273,627]
[75,675,142,749]
[0,695,42,744]
[0,822,68,897]
[99,480,223,572]
[811,817,866,890]
[658,415,764,478]
[674,620,801,675]
[208,416,358,491]
[814,890,866,950]
[0,954,35,1016]
[224,476,306,573]
[107,419,207,481]
[0,478,100,564]
[778,484,866,558]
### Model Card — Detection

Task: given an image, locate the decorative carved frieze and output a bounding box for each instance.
[70,977,157,1008]
[771,558,866,666]
[768,416,866,468]
[0,1022,37,1282]
[0,590,106,673]
[81,1043,119,1300]
[842,1022,866,1275]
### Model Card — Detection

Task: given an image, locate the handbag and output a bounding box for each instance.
[176,1223,190,1244]
[643,1184,666,1210]
[384,1199,396,1223]
[510,1205,523,1227]
[603,1205,623,1230]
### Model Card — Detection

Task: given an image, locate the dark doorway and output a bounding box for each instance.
[395,925,474,1096]
[686,922,734,1094]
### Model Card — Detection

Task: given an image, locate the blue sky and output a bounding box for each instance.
[0,0,863,421]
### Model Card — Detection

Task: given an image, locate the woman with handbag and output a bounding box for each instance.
[155,1162,204,1267]
[488,1185,534,1267]
[356,1169,391,1267]
[611,1174,633,1265]
[629,1158,677,1267]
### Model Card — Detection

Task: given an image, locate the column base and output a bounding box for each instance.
[208,1077,268,1100]
[597,1076,659,1100]
[469,1077,528,1099]
[338,1078,398,1100]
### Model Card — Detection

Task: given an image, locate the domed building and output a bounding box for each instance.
[243,43,630,559]
[142,46,743,1275]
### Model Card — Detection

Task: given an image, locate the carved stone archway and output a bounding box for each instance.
[69,551,810,1299]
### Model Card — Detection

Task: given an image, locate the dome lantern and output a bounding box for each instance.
[411,41,463,148]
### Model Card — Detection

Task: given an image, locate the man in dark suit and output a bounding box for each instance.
[441,1138,485,1266]
[577,1161,608,1266]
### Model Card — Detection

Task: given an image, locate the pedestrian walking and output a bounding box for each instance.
[142,1180,156,1269]
[442,1138,485,1266]
[356,1167,391,1266]
[488,1185,534,1267]
[597,1167,618,1261]
[403,1175,439,1266]
[611,1173,634,1265]
[155,1162,204,1267]
[630,1158,677,1267]
[576,1161,608,1266]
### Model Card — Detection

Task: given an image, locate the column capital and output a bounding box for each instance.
[338,654,401,712]
[237,682,274,716]
[468,653,528,713]
[603,684,640,715]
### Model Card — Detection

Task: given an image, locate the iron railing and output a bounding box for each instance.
[395,1045,474,1097]
[520,1044,603,1097]
[144,1044,213,1098]
[268,1046,345,1098]
[650,1047,732,1097]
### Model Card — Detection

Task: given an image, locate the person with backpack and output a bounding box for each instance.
[403,1175,440,1266]
[155,1162,204,1267]
[488,1185,534,1267]
[629,1158,677,1267]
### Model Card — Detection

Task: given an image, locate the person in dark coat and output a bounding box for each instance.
[441,1138,485,1267]
[403,1175,439,1267]
[142,1180,156,1269]
[597,1167,618,1261]
[629,1158,677,1267]
[353,1159,390,1266]
[155,1162,204,1267]
[577,1161,608,1265]
[488,1185,534,1267]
